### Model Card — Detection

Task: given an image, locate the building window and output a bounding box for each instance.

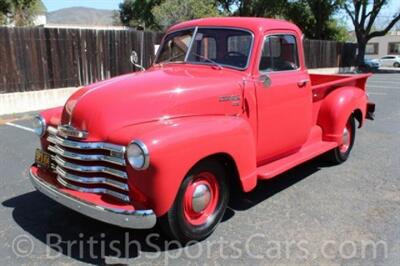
[388,42,400,54]
[365,43,379,54]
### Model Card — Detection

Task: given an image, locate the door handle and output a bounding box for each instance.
[297,79,309,88]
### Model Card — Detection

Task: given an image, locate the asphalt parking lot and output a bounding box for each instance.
[0,73,399,265]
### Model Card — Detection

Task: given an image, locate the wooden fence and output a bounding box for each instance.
[0,27,163,93]
[303,39,357,69]
[0,27,357,93]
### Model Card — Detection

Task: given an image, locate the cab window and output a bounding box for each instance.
[259,34,299,72]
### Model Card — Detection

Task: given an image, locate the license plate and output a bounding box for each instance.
[35,149,51,169]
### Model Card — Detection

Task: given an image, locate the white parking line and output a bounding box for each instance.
[368,92,387,95]
[368,81,400,85]
[369,78,400,80]
[367,79,400,82]
[367,85,400,89]
[5,122,35,133]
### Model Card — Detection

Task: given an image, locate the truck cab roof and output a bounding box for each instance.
[168,17,302,36]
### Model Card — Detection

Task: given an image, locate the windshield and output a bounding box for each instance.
[155,28,253,70]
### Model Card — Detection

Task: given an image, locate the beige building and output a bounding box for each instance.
[364,31,400,59]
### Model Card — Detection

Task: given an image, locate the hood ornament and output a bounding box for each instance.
[65,99,78,125]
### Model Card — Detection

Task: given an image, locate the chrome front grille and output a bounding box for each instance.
[48,144,126,166]
[46,126,130,203]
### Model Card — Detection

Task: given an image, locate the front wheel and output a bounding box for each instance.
[160,160,229,243]
[394,62,400,68]
[325,114,356,164]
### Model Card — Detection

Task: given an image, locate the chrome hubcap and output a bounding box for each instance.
[192,184,211,213]
[342,127,350,146]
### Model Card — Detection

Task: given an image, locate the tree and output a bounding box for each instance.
[217,0,345,40]
[343,0,400,65]
[119,0,161,30]
[0,0,45,26]
[329,19,350,41]
[112,10,122,26]
[303,0,342,39]
[0,0,10,13]
[0,0,10,24]
[217,0,288,17]
[152,0,222,30]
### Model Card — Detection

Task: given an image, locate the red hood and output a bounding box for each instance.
[61,65,245,141]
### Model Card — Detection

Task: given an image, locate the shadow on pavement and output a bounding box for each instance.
[229,156,332,211]
[3,191,172,264]
[2,155,333,264]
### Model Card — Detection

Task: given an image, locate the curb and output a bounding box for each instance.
[0,87,79,116]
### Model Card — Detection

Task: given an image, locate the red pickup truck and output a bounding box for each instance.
[30,17,375,242]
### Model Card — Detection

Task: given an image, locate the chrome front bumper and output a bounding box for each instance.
[29,168,157,229]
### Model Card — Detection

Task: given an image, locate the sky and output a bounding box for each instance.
[41,0,399,30]
[42,0,399,16]
[42,0,123,12]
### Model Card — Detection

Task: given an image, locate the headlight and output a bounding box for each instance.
[32,115,46,137]
[126,140,149,170]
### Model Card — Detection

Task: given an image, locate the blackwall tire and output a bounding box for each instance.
[160,159,229,243]
[325,114,356,164]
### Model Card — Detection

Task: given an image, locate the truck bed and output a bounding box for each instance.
[310,73,371,91]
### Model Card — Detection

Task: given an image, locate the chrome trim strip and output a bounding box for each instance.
[29,168,156,229]
[57,177,130,202]
[58,124,88,139]
[48,144,126,166]
[56,166,129,191]
[47,127,126,154]
[54,155,128,179]
[184,26,198,62]
[47,126,58,135]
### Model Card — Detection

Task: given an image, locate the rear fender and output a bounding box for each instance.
[317,86,367,143]
[109,116,257,216]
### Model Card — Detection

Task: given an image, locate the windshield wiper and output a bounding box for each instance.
[189,52,223,70]
[159,52,186,64]
[158,51,223,70]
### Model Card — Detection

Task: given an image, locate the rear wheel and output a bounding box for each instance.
[325,114,356,164]
[160,160,229,243]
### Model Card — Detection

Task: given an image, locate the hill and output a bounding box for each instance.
[47,7,116,26]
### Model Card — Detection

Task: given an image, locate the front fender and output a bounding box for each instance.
[317,86,367,143]
[40,106,63,126]
[108,115,257,216]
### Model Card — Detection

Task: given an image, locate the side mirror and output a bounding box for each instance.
[258,74,272,88]
[130,50,139,64]
[130,50,145,71]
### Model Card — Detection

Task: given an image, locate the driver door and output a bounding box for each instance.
[255,33,313,164]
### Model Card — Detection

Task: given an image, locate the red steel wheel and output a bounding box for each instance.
[326,114,356,164]
[183,172,220,226]
[338,120,352,153]
[160,159,229,243]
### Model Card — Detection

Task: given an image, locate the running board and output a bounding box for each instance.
[257,141,337,180]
